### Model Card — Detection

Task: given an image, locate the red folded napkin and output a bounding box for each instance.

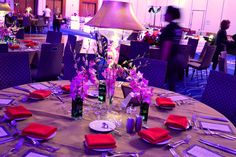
[9,45,20,50]
[22,123,57,139]
[138,128,172,144]
[85,134,116,149]
[61,85,70,92]
[156,97,176,107]
[4,105,32,120]
[165,114,188,130]
[22,40,33,43]
[29,90,52,99]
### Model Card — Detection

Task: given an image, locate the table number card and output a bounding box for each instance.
[186,145,223,157]
[0,98,14,106]
[0,126,10,138]
[23,149,52,157]
[30,83,49,90]
[199,121,233,133]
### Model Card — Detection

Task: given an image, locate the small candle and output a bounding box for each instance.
[126,117,134,134]
[135,115,143,132]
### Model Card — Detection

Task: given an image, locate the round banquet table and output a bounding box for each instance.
[8,40,41,65]
[0,81,235,157]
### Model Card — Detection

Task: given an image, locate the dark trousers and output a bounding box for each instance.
[53,23,61,32]
[212,47,224,70]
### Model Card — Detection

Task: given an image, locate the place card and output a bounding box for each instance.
[0,126,10,138]
[22,149,53,157]
[29,83,49,90]
[185,145,223,157]
[0,98,14,106]
[199,121,233,133]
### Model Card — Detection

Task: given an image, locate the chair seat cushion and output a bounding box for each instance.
[188,61,201,68]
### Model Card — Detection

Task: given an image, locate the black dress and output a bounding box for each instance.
[159,22,183,91]
[53,14,61,32]
[212,29,228,70]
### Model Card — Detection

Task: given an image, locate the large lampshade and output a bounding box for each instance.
[0,3,11,12]
[86,0,145,31]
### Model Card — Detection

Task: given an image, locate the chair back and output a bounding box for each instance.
[75,40,83,54]
[15,28,25,39]
[197,42,209,62]
[199,45,216,69]
[134,58,167,88]
[36,43,64,81]
[23,16,31,27]
[46,31,62,44]
[77,53,96,70]
[201,71,236,126]
[129,41,149,59]
[63,35,77,80]
[121,85,140,106]
[0,44,8,53]
[187,38,199,58]
[177,44,191,69]
[0,52,31,89]
[127,32,138,40]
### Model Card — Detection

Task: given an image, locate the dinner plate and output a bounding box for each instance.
[89,120,116,132]
[155,103,175,110]
[84,141,114,151]
[26,132,56,141]
[142,138,171,145]
[166,123,190,131]
[87,90,98,98]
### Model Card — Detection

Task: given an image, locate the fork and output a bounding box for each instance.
[168,135,192,148]
[204,129,236,140]
[169,148,180,157]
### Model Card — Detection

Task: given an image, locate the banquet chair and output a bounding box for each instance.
[127,31,138,40]
[188,45,216,80]
[31,43,64,82]
[187,38,199,59]
[63,35,77,80]
[0,44,8,53]
[36,17,48,33]
[15,29,25,39]
[201,70,236,126]
[134,58,167,88]
[189,42,209,63]
[121,85,140,107]
[46,31,62,44]
[0,52,31,89]
[77,53,96,70]
[129,41,149,59]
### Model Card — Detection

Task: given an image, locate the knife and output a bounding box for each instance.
[198,115,229,122]
[199,139,236,155]
[13,86,31,93]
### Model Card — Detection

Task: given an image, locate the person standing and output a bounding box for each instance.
[53,12,62,32]
[212,20,230,70]
[43,5,51,27]
[159,6,183,91]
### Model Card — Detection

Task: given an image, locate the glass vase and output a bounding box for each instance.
[71,96,83,120]
[139,102,149,124]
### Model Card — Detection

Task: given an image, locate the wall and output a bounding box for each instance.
[97,0,236,35]
[65,0,79,17]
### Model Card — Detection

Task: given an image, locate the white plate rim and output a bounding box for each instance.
[165,122,190,130]
[142,138,171,145]
[4,113,29,121]
[84,141,114,151]
[156,103,175,109]
[89,120,116,132]
[87,90,98,97]
[26,132,56,141]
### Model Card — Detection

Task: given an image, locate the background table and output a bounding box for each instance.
[0,81,235,157]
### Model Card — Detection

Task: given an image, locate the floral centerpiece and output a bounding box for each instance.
[70,60,98,119]
[127,67,153,123]
[142,30,160,47]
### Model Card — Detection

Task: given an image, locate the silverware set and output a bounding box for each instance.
[102,150,145,157]
[203,128,236,140]
[168,135,191,157]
